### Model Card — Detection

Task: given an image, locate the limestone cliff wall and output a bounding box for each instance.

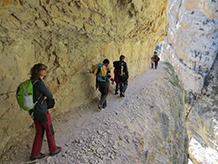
[161,0,218,163]
[0,0,169,155]
[161,0,218,93]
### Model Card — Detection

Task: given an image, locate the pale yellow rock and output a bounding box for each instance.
[0,0,169,155]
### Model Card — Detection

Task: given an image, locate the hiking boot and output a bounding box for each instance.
[30,153,46,161]
[98,104,102,110]
[120,92,125,97]
[49,147,62,156]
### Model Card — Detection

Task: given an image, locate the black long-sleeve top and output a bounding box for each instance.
[32,78,53,114]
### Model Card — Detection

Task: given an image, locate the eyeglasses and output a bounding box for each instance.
[41,67,47,70]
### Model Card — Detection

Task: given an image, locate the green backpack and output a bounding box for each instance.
[16,80,40,111]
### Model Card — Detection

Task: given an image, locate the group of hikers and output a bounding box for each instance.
[93,55,129,110]
[17,55,128,161]
[94,52,160,111]
[17,51,159,161]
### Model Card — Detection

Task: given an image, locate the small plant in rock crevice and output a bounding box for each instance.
[163,62,183,92]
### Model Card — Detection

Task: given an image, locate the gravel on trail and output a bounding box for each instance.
[0,62,165,164]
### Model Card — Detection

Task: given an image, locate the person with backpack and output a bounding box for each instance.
[94,59,114,110]
[151,51,160,69]
[114,55,129,97]
[29,63,61,161]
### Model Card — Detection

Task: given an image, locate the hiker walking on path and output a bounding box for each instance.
[113,55,129,97]
[94,59,114,110]
[119,55,129,97]
[29,63,61,161]
[151,51,160,69]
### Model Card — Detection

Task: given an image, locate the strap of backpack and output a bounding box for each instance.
[34,94,42,105]
[33,80,38,85]
[96,66,101,76]
[32,80,42,109]
[21,83,27,95]
[32,80,41,104]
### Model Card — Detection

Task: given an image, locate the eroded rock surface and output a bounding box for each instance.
[162,0,218,93]
[161,0,218,163]
[0,0,169,156]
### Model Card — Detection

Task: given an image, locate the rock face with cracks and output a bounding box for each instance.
[161,0,218,163]
[3,0,218,163]
[0,0,169,154]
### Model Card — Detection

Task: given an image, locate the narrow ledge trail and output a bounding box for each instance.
[1,62,166,164]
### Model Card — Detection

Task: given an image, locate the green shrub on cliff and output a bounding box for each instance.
[163,62,183,92]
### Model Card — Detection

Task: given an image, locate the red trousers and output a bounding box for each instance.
[31,112,57,157]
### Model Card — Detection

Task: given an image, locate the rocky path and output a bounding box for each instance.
[0,62,166,164]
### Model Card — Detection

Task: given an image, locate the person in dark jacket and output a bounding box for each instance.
[96,59,114,110]
[29,63,61,161]
[151,51,160,69]
[118,55,129,97]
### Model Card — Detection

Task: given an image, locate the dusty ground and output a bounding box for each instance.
[0,62,166,164]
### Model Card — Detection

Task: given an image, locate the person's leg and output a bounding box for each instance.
[98,82,109,107]
[120,81,125,97]
[118,76,122,92]
[119,81,123,93]
[98,82,104,106]
[155,61,158,69]
[115,81,119,94]
[41,112,57,154]
[151,63,154,68]
[122,80,128,93]
[31,120,44,157]
[103,99,107,108]
[100,93,108,106]
[118,76,126,97]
